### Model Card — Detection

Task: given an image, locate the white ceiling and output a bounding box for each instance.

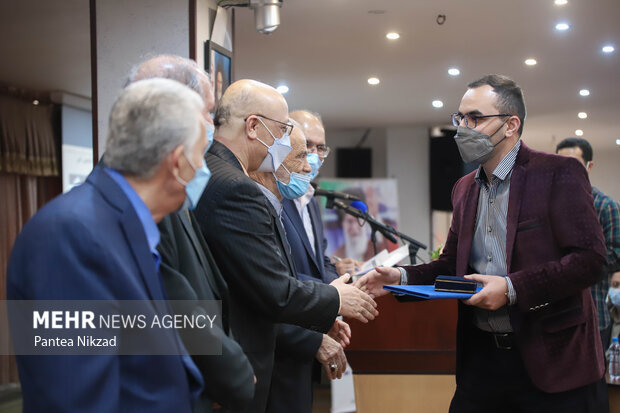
[233,0,620,150]
[0,0,618,150]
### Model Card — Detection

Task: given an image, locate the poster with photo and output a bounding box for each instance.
[318,178,400,262]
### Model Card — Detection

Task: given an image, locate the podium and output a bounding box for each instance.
[344,294,458,412]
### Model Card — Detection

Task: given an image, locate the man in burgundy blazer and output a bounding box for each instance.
[357,75,607,412]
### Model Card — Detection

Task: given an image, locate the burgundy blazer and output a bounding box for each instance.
[404,142,606,393]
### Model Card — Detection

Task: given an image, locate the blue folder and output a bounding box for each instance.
[383,284,482,300]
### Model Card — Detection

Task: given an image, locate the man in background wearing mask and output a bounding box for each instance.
[288,111,362,277]
[193,80,378,412]
[608,271,620,347]
[556,137,620,354]
[356,74,608,411]
[126,55,255,412]
[251,120,350,413]
[8,79,207,412]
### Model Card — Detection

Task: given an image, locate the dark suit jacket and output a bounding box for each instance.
[403,142,606,393]
[157,210,254,412]
[281,197,339,284]
[266,197,338,413]
[7,165,197,412]
[193,141,340,412]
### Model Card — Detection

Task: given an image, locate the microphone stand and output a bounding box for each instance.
[331,201,427,264]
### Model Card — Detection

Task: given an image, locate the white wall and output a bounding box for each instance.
[319,128,387,179]
[589,150,620,202]
[386,127,431,259]
[95,0,191,155]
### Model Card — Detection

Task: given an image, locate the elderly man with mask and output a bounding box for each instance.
[8,79,207,412]
[193,79,378,412]
[126,55,255,413]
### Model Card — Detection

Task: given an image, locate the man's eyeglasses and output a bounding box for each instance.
[451,113,511,129]
[244,114,294,138]
[307,142,331,158]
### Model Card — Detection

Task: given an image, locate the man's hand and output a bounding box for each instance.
[334,258,362,276]
[316,334,347,380]
[331,274,379,323]
[462,274,508,310]
[354,267,400,299]
[328,319,351,348]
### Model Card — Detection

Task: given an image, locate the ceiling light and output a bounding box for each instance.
[579,89,590,96]
[616,139,620,146]
[555,22,570,31]
[578,112,588,119]
[602,45,615,53]
[367,77,380,85]
[432,100,444,108]
[276,85,289,94]
[32,99,39,106]
[448,68,460,76]
[249,0,282,34]
[386,32,400,40]
[554,0,568,5]
[575,129,584,136]
[525,58,537,66]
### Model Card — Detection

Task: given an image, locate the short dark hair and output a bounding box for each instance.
[468,74,527,135]
[556,137,593,163]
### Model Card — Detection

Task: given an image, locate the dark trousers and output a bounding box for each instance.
[450,325,609,413]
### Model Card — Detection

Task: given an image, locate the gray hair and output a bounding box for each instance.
[105,78,204,179]
[125,54,210,99]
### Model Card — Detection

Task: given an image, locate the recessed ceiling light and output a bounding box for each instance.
[555,22,570,31]
[386,32,400,40]
[602,45,615,53]
[276,85,289,94]
[554,0,568,5]
[367,77,380,85]
[575,129,584,136]
[579,89,590,96]
[432,100,444,108]
[578,112,588,119]
[525,58,537,66]
[616,139,620,146]
[448,68,460,76]
[32,99,39,106]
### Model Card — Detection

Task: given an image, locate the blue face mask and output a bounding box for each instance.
[610,288,620,307]
[275,165,312,200]
[177,153,211,210]
[206,123,215,152]
[256,118,293,172]
[306,153,322,181]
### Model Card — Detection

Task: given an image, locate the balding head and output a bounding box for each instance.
[289,110,325,147]
[127,55,214,123]
[214,79,291,172]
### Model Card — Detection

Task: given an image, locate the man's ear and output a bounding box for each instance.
[586,161,594,174]
[506,115,521,138]
[167,145,185,177]
[245,116,259,141]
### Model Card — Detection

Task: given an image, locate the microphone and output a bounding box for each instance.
[313,186,362,202]
[335,200,399,244]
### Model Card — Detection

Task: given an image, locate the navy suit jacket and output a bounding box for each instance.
[281,197,339,284]
[7,165,197,412]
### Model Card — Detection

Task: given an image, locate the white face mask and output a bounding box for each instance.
[609,288,620,307]
[255,118,293,172]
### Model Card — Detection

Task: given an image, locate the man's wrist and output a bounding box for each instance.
[505,276,517,305]
[398,267,408,285]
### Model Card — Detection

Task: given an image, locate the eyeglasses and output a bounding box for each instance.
[451,112,512,129]
[307,142,331,158]
[244,114,294,138]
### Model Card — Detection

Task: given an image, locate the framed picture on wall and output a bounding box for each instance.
[204,41,232,109]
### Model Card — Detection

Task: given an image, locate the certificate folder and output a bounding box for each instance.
[383,284,482,300]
